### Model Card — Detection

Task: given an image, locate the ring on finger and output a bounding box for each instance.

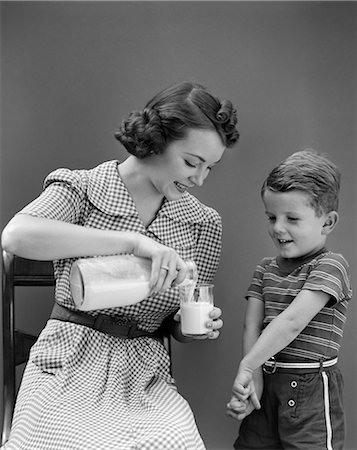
[160,265,170,271]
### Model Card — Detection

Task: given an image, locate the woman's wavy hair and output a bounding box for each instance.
[261,149,341,216]
[114,81,239,159]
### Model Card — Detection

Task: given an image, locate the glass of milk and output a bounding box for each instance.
[179,284,214,336]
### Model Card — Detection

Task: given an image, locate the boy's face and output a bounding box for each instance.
[262,189,331,259]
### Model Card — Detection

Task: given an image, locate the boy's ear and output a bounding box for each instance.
[322,211,339,235]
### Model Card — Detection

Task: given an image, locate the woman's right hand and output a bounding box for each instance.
[133,233,187,293]
[2,215,187,293]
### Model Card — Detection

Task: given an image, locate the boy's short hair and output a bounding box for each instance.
[261,149,340,216]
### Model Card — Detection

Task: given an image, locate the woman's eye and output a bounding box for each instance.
[267,216,275,222]
[185,160,197,168]
[288,217,299,222]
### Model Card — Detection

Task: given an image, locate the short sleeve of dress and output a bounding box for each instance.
[303,252,352,305]
[18,168,88,224]
[245,257,273,302]
[195,208,222,285]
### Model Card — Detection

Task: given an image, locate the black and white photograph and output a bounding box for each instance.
[1,1,356,449]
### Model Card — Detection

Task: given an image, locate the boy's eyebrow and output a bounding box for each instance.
[184,152,222,165]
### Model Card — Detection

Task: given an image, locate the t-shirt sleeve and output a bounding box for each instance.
[18,168,87,224]
[245,257,272,301]
[304,253,352,305]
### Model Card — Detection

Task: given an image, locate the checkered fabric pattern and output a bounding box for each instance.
[4,160,222,449]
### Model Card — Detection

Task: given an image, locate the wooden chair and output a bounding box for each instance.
[1,250,171,446]
[1,250,55,446]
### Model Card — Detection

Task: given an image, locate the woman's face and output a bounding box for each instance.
[148,128,226,201]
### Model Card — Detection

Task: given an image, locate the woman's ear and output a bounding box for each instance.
[322,211,339,235]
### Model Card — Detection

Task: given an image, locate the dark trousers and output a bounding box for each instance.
[234,365,345,450]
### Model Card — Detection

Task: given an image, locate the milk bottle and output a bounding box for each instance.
[70,254,197,311]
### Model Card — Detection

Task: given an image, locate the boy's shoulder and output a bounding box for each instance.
[254,251,350,277]
[259,256,277,266]
[314,251,350,269]
[255,256,278,272]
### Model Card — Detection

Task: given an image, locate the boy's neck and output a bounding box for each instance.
[277,247,328,274]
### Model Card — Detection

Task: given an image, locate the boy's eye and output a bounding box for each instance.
[267,216,275,222]
[288,217,299,222]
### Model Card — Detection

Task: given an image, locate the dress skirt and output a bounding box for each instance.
[3,320,205,450]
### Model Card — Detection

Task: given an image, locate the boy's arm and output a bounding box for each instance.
[228,297,264,420]
[242,297,265,356]
[239,289,330,375]
[241,297,265,401]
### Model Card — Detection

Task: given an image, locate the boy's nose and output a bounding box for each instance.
[272,220,285,234]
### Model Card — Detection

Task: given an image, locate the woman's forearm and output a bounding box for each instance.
[1,214,138,260]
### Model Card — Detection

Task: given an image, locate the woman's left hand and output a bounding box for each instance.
[195,306,223,340]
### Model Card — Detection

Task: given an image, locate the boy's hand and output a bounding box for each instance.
[227,395,257,421]
[227,365,262,421]
[232,367,255,402]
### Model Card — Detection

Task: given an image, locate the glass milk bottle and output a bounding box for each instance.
[70,254,197,311]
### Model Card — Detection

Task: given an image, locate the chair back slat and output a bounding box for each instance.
[13,257,55,286]
[1,251,55,446]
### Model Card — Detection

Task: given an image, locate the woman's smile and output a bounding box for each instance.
[174,181,191,193]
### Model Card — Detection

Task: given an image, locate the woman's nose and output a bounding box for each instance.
[190,169,207,187]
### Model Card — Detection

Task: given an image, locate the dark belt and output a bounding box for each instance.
[263,356,338,374]
[50,303,161,340]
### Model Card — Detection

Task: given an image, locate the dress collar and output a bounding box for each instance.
[87,160,208,224]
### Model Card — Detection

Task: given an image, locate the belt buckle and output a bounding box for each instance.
[263,356,277,374]
[126,321,140,339]
[93,314,108,331]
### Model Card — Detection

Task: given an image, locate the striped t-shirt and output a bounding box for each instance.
[246,249,352,362]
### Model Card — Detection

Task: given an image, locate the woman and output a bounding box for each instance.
[1,81,239,449]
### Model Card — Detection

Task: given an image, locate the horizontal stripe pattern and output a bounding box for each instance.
[246,252,352,361]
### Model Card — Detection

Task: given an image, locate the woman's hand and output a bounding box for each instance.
[133,233,187,293]
[174,306,223,340]
[202,306,223,340]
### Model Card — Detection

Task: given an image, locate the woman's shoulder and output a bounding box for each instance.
[167,192,222,226]
[43,160,119,192]
[189,194,221,222]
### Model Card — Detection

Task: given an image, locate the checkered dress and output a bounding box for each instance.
[4,161,222,450]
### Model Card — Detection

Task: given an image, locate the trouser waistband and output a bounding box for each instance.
[50,303,161,339]
[263,356,338,374]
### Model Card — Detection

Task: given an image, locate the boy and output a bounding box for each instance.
[227,150,352,449]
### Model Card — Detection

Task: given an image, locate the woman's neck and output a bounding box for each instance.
[118,157,164,227]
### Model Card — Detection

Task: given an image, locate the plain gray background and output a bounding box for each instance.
[1,2,356,449]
